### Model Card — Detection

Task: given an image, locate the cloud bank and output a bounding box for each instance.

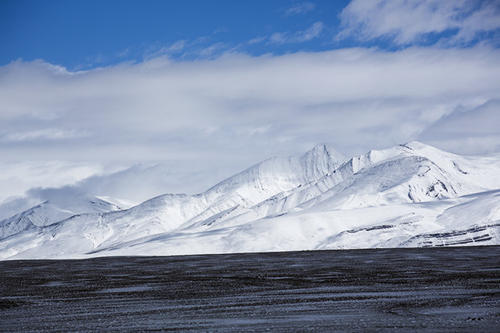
[1,45,500,200]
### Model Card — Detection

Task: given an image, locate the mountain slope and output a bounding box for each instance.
[0,195,120,240]
[0,142,499,260]
[0,144,345,254]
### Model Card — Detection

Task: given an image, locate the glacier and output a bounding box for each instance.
[1,141,500,260]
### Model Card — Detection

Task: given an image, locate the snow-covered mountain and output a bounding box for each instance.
[1,141,499,260]
[0,194,121,240]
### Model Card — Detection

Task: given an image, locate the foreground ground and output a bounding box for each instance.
[0,246,499,331]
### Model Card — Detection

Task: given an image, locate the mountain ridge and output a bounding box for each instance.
[1,141,499,260]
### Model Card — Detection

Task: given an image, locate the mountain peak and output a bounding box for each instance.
[305,143,346,163]
[400,141,432,150]
[397,141,463,162]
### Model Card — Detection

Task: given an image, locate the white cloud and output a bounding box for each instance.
[1,46,500,197]
[143,40,187,59]
[269,21,324,44]
[338,0,500,45]
[269,32,288,44]
[198,42,226,57]
[155,40,186,55]
[285,2,316,16]
[247,36,266,45]
[296,22,325,42]
[0,161,101,204]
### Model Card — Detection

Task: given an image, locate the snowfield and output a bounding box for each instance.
[1,141,500,259]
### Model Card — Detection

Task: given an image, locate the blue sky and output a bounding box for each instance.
[3,0,498,69]
[1,0,350,69]
[0,0,500,201]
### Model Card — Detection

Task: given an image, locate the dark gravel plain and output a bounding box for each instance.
[0,246,499,332]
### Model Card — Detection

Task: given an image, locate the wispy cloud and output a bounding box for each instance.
[296,21,324,42]
[143,36,235,60]
[247,36,267,45]
[337,0,500,45]
[269,21,324,44]
[285,2,316,16]
[269,32,287,44]
[1,128,89,142]
[198,42,227,58]
[164,40,186,53]
[143,40,187,59]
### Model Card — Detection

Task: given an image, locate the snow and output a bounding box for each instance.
[1,141,499,260]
